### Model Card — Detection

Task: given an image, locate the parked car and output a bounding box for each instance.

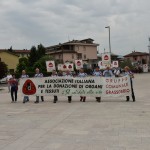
[0,77,7,84]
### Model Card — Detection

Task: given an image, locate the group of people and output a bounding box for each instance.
[7,65,135,104]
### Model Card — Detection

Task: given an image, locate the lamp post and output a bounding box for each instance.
[105,26,111,55]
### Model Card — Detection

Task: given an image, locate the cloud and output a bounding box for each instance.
[0,0,149,55]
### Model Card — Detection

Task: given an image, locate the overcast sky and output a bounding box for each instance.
[0,0,150,55]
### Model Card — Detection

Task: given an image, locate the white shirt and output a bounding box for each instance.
[34,73,43,78]
[21,74,29,78]
[78,73,87,77]
[103,70,114,77]
[114,69,120,76]
[6,75,12,81]
[93,71,102,76]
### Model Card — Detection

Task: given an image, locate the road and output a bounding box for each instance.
[0,73,150,150]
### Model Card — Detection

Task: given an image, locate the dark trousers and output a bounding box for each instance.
[11,88,17,101]
[130,79,135,101]
[53,96,58,103]
[126,78,135,101]
[96,97,101,102]
[36,96,44,102]
[80,96,86,102]
[68,96,72,103]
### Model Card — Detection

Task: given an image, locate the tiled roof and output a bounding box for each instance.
[14,50,30,53]
[124,51,149,57]
[0,49,30,54]
[46,38,99,49]
[0,50,19,57]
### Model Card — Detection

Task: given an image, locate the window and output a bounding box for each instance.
[77,53,82,59]
[84,54,86,59]
[83,46,86,51]
[59,55,61,59]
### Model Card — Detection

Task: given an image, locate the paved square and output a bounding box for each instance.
[0,74,150,150]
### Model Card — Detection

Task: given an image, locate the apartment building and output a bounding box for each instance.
[46,38,99,68]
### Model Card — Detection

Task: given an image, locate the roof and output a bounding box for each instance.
[14,50,30,54]
[0,49,30,53]
[46,38,99,49]
[46,51,77,55]
[124,51,149,57]
[64,38,98,45]
[0,50,19,57]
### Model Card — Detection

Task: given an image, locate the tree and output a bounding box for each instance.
[37,44,46,60]
[0,61,8,79]
[120,59,134,70]
[33,55,55,72]
[8,46,13,52]
[16,57,29,73]
[28,46,38,67]
[19,57,29,65]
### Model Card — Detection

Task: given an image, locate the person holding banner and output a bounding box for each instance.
[93,66,102,102]
[78,68,87,102]
[113,67,121,77]
[64,70,72,103]
[124,66,135,102]
[21,70,29,103]
[103,66,114,77]
[9,74,18,103]
[57,70,63,77]
[34,68,44,103]
[51,70,58,103]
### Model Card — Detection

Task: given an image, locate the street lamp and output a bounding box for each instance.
[105,26,111,55]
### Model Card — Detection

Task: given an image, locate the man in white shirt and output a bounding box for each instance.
[113,67,121,77]
[93,66,102,102]
[64,70,72,103]
[103,67,114,77]
[34,68,44,103]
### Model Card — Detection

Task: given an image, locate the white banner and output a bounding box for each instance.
[112,61,119,68]
[57,64,74,71]
[57,64,63,71]
[102,53,111,65]
[20,76,131,97]
[46,61,56,72]
[98,61,103,68]
[62,64,68,71]
[98,61,109,69]
[66,63,74,71]
[143,64,148,73]
[75,60,83,70]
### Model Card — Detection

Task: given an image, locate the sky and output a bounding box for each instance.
[0,0,150,55]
